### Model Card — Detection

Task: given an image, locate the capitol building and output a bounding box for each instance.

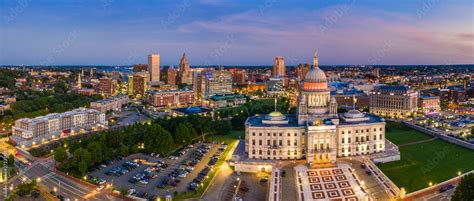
[244,53,386,166]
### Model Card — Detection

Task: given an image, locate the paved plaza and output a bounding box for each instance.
[294,164,367,201]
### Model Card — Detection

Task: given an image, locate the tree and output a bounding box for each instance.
[119,188,128,197]
[77,161,88,176]
[215,120,231,135]
[72,148,92,170]
[7,155,14,167]
[118,143,129,156]
[154,126,175,155]
[174,123,191,146]
[54,147,68,164]
[86,142,103,165]
[452,173,474,201]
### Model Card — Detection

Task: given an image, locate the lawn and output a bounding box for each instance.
[378,139,474,193]
[207,130,244,144]
[385,122,432,145]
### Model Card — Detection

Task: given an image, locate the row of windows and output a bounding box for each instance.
[252,139,298,146]
[341,127,383,134]
[341,144,383,152]
[341,134,383,143]
[252,132,303,137]
[251,149,299,156]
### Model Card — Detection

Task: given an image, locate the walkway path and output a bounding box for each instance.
[398,138,437,147]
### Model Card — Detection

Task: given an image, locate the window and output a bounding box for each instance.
[373,145,376,149]
[294,133,297,136]
[252,140,255,145]
[273,140,277,146]
[379,128,383,131]
[267,140,270,145]
[287,140,291,146]
[259,133,262,136]
[342,138,345,143]
[342,131,345,134]
[366,136,369,141]
[348,137,351,143]
[267,133,270,136]
[252,132,255,136]
[252,150,255,154]
[279,140,282,146]
[273,150,277,155]
[267,150,270,155]
[279,133,282,136]
[366,129,369,132]
[356,137,359,142]
[259,150,262,154]
[294,151,297,155]
[288,150,291,155]
[373,128,376,132]
[273,133,276,136]
[348,131,351,134]
[373,135,376,140]
[356,130,359,133]
[287,133,290,137]
[379,144,382,148]
[379,134,382,140]
[294,140,298,146]
[259,140,262,145]
[356,147,359,151]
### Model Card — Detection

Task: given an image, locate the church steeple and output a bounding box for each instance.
[77,73,82,89]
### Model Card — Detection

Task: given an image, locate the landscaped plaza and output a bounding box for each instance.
[378,122,474,193]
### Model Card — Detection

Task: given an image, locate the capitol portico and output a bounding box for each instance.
[244,53,386,166]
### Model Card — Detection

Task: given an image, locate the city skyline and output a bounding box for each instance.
[1,0,473,66]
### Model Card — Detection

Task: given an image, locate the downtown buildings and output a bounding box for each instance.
[11,108,107,147]
[145,89,195,108]
[148,53,160,83]
[195,67,232,100]
[369,85,418,118]
[90,95,129,113]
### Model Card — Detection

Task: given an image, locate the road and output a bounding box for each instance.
[8,158,120,200]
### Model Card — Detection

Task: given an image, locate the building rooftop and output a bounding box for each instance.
[210,93,245,101]
[246,114,300,127]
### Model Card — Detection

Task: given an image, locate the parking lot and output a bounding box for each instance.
[88,142,225,199]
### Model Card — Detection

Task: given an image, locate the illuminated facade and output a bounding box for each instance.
[369,85,418,118]
[245,53,386,165]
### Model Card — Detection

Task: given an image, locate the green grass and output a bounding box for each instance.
[207,130,244,144]
[385,122,432,145]
[378,139,474,193]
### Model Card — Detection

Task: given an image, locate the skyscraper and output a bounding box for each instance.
[148,53,160,82]
[296,64,310,81]
[178,53,192,85]
[166,66,177,85]
[272,56,285,78]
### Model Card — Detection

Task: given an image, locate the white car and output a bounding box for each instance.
[128,189,136,196]
[96,185,104,191]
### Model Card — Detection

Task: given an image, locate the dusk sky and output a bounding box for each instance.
[1,0,473,66]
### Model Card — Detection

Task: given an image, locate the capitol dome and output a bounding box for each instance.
[304,67,327,82]
[265,111,286,121]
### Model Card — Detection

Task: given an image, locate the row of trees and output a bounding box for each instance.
[55,115,232,176]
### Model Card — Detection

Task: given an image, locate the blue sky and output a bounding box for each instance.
[0,0,473,66]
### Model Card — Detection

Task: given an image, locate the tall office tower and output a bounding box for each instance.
[132,74,147,98]
[296,64,310,81]
[128,75,134,96]
[81,68,85,77]
[90,68,94,78]
[77,73,82,89]
[272,56,285,78]
[148,53,160,82]
[166,66,177,85]
[198,68,232,100]
[373,68,380,77]
[98,77,116,97]
[178,53,192,85]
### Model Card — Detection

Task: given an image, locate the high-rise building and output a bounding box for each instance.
[272,56,285,78]
[90,95,129,112]
[369,85,418,118]
[178,53,193,85]
[132,73,148,98]
[90,68,94,78]
[229,68,246,85]
[296,64,310,81]
[98,77,116,97]
[148,53,160,82]
[197,68,232,100]
[165,66,177,85]
[373,68,380,77]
